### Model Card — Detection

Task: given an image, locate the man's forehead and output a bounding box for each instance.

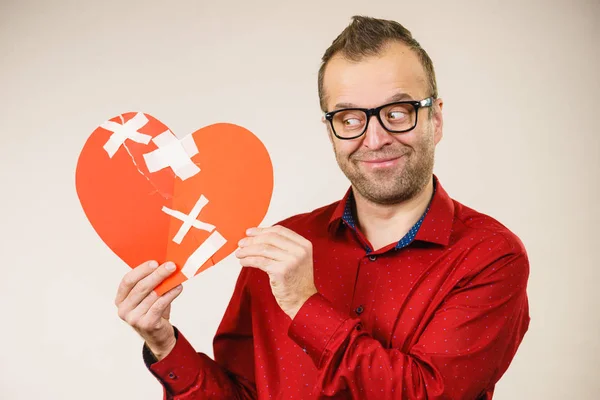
[332,91,417,109]
[323,42,428,109]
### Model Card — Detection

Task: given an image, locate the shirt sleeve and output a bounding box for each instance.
[143,267,257,400]
[288,237,530,399]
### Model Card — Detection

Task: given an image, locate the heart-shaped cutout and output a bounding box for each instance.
[76,112,273,295]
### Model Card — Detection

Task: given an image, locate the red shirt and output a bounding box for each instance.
[144,176,530,399]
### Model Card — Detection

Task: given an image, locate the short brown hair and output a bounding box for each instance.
[318,15,438,112]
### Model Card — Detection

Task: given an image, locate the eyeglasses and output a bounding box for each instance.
[324,97,434,140]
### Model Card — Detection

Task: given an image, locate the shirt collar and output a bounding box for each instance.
[328,174,454,247]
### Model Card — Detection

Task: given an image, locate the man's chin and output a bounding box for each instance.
[351,181,410,205]
[363,191,412,205]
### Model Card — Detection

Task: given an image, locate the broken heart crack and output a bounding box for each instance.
[122,141,172,200]
[116,114,172,200]
[117,143,171,200]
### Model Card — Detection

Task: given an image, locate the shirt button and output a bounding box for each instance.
[355,305,364,315]
[368,255,377,261]
[168,372,176,380]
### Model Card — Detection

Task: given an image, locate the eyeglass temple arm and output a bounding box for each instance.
[419,97,434,108]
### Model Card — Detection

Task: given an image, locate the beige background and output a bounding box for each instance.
[1,0,598,399]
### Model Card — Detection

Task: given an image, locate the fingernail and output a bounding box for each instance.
[246,227,257,235]
[149,261,159,268]
[165,262,176,272]
[238,238,247,246]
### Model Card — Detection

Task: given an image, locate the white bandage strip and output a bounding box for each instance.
[101,113,152,158]
[162,194,215,244]
[180,230,227,278]
[143,130,200,180]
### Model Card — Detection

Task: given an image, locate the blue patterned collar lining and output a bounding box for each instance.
[342,184,435,253]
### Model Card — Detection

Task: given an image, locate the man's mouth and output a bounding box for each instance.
[356,155,405,169]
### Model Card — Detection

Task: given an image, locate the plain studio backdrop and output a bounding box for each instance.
[1,0,598,399]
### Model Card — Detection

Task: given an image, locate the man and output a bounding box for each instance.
[115,16,530,399]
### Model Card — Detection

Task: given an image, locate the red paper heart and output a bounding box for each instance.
[76,112,273,295]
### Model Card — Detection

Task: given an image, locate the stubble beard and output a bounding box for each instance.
[335,136,435,206]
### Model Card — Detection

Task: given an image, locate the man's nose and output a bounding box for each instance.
[362,115,393,150]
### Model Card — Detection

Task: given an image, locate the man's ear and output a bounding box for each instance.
[432,98,444,145]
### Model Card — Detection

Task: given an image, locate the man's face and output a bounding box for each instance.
[322,41,443,205]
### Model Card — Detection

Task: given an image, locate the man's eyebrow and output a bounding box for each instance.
[387,92,414,102]
[332,92,415,110]
[332,102,358,109]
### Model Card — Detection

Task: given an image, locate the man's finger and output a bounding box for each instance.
[115,260,159,306]
[235,243,289,262]
[130,286,162,319]
[144,285,184,324]
[239,231,297,253]
[119,262,177,313]
[246,225,305,244]
[238,256,272,272]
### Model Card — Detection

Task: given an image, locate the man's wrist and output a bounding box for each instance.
[287,289,318,320]
[147,337,176,361]
[146,329,178,361]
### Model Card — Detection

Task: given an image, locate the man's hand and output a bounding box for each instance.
[235,225,318,320]
[115,261,183,361]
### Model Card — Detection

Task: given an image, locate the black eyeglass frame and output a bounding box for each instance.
[324,96,435,140]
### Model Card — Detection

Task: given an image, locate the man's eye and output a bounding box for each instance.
[344,118,362,126]
[388,111,406,120]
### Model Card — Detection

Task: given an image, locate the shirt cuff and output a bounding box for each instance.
[142,326,204,395]
[288,293,359,368]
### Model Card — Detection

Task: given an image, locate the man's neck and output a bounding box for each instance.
[353,176,434,251]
